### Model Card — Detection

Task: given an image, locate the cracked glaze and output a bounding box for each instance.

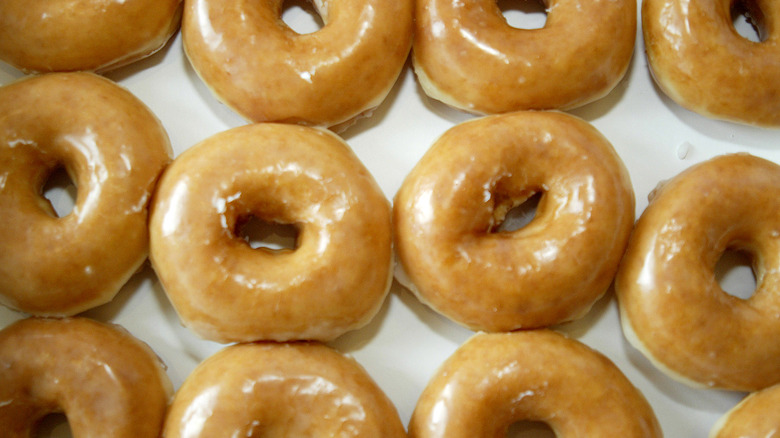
[394,112,634,332]
[0,73,172,316]
[412,0,636,113]
[616,154,780,391]
[163,342,405,438]
[149,124,393,343]
[182,0,413,129]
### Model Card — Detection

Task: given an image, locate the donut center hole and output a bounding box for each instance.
[507,420,556,437]
[34,413,72,438]
[491,192,542,233]
[715,248,757,300]
[498,0,548,30]
[42,166,77,218]
[237,215,299,252]
[282,0,324,34]
[731,0,767,42]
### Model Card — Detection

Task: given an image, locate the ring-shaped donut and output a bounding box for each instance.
[710,383,780,437]
[0,73,172,316]
[163,342,406,437]
[616,154,780,391]
[0,317,172,438]
[412,0,636,113]
[150,123,393,343]
[408,331,661,437]
[643,0,780,126]
[0,0,182,73]
[182,0,413,130]
[393,111,635,331]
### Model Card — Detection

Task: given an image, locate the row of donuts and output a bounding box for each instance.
[2,0,778,128]
[2,70,779,436]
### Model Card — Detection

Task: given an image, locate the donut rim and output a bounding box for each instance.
[393,111,635,332]
[616,153,780,391]
[0,72,172,316]
[408,330,661,437]
[149,123,393,343]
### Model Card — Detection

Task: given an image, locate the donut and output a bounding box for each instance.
[393,111,635,331]
[616,154,780,391]
[0,317,172,437]
[163,342,406,437]
[0,0,182,73]
[149,123,393,343]
[710,383,780,437]
[0,73,172,316]
[412,0,636,114]
[408,330,661,437]
[181,0,413,131]
[643,0,780,126]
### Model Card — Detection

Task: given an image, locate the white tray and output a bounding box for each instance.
[1,3,778,436]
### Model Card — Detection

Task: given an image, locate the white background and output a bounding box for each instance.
[1,1,778,436]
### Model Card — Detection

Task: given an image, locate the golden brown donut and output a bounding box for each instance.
[0,0,182,73]
[409,330,662,437]
[394,111,635,331]
[643,0,780,126]
[0,73,172,316]
[616,154,780,391]
[0,317,172,438]
[710,383,780,438]
[149,123,393,343]
[412,0,636,114]
[182,0,413,130]
[163,342,406,437]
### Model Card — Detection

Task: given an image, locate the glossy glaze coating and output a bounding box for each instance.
[616,154,780,391]
[0,0,181,73]
[149,123,393,343]
[710,383,780,437]
[413,0,636,114]
[409,331,661,437]
[0,317,173,438]
[0,73,172,316]
[182,0,413,130]
[394,111,635,331]
[643,0,780,126]
[163,342,406,438]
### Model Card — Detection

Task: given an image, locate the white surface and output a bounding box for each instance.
[1,4,778,436]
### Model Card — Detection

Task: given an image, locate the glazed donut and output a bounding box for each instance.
[616,154,780,391]
[412,0,636,114]
[710,383,780,437]
[409,330,661,437]
[643,0,780,126]
[0,317,172,437]
[394,111,635,331]
[0,73,172,316]
[163,342,406,437]
[0,0,182,73]
[182,0,413,131]
[149,123,393,343]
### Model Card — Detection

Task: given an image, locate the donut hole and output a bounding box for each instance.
[731,0,767,42]
[282,0,324,35]
[491,192,543,233]
[715,248,757,300]
[507,420,556,437]
[497,0,548,30]
[34,413,72,438]
[42,166,77,218]
[236,215,300,252]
